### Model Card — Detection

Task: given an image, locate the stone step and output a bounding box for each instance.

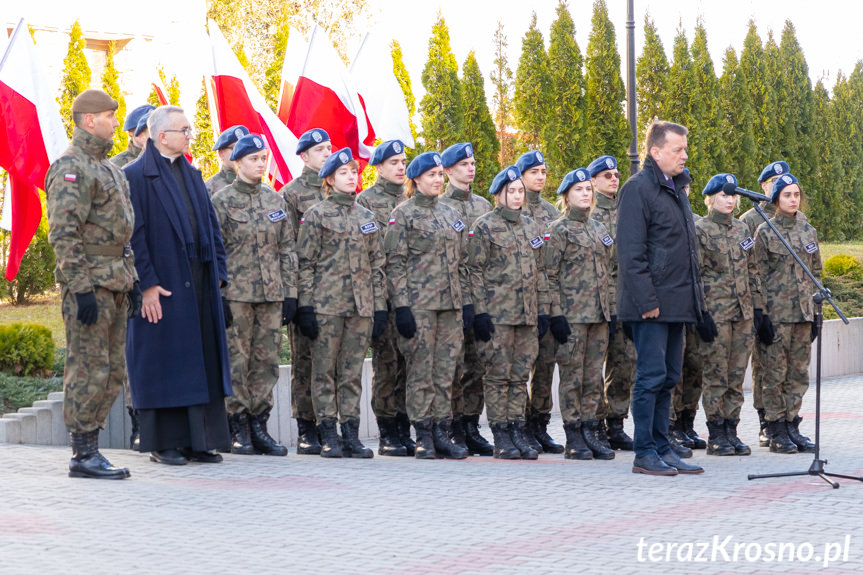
[2,412,36,444]
[33,400,67,446]
[18,406,53,445]
[0,418,21,444]
[47,391,64,401]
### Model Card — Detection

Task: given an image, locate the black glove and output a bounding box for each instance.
[537,314,550,340]
[296,306,319,340]
[462,304,475,333]
[810,321,819,343]
[608,314,618,340]
[281,297,297,326]
[549,315,571,344]
[75,291,99,326]
[222,297,233,329]
[128,282,142,318]
[757,312,775,345]
[473,313,495,342]
[695,311,718,343]
[395,306,416,339]
[753,308,764,333]
[372,310,388,341]
[622,322,634,341]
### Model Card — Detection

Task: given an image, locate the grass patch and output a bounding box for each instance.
[821,242,863,262]
[0,292,64,348]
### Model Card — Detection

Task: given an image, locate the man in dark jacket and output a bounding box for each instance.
[616,121,707,476]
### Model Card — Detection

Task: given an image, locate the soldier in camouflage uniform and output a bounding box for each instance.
[357,140,411,456]
[384,151,470,460]
[467,165,549,460]
[212,134,296,457]
[109,104,153,168]
[46,90,140,479]
[545,168,615,461]
[515,150,564,454]
[755,173,821,454]
[205,125,249,196]
[439,142,494,456]
[297,148,387,459]
[695,174,763,456]
[282,128,332,454]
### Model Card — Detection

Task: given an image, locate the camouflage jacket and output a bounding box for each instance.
[522,191,560,227]
[741,201,775,236]
[545,207,612,323]
[205,166,237,197]
[755,211,822,323]
[212,178,297,302]
[384,192,471,311]
[109,140,142,168]
[591,192,620,315]
[296,191,386,317]
[467,206,549,325]
[357,176,407,231]
[283,165,325,240]
[695,209,763,322]
[439,183,492,228]
[46,127,138,294]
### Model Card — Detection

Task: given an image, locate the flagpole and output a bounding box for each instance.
[0,18,25,71]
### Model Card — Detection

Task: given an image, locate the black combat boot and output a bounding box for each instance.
[705,418,735,456]
[69,430,130,479]
[229,413,256,455]
[786,416,816,453]
[341,418,373,458]
[757,409,769,447]
[534,413,565,454]
[490,422,520,459]
[450,415,470,454]
[509,420,539,460]
[522,414,544,453]
[724,418,751,455]
[581,420,615,460]
[376,417,407,457]
[296,418,322,455]
[413,418,436,460]
[127,406,140,451]
[680,409,707,449]
[432,419,468,459]
[668,417,695,449]
[605,417,634,451]
[767,420,797,454]
[317,417,343,458]
[396,412,416,456]
[464,414,494,456]
[595,419,612,450]
[563,422,593,460]
[249,411,288,456]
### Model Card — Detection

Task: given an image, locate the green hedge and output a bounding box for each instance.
[0,323,55,376]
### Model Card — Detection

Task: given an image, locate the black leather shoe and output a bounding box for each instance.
[660,449,704,474]
[180,449,223,463]
[150,448,188,466]
[632,452,678,476]
[69,430,130,479]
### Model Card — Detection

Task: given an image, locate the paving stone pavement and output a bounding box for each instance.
[2,375,863,575]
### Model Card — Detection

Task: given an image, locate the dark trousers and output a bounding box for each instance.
[630,321,685,458]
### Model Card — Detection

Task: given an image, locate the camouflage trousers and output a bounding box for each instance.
[751,339,767,411]
[557,322,609,424]
[310,314,372,423]
[527,330,557,416]
[762,322,811,423]
[225,301,281,416]
[700,319,754,420]
[671,327,702,421]
[370,311,406,419]
[399,309,462,423]
[478,324,538,425]
[61,286,128,433]
[452,330,485,417]
[601,320,636,419]
[289,322,315,421]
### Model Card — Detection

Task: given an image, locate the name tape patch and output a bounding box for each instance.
[452,219,466,232]
[600,234,614,247]
[360,221,379,234]
[530,236,544,249]
[739,237,755,251]
[267,209,287,223]
[805,241,818,254]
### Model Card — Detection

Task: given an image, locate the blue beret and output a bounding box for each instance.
[489,165,522,196]
[770,173,799,203]
[702,173,737,196]
[318,147,354,179]
[134,111,152,136]
[440,142,474,168]
[123,104,155,131]
[516,150,545,173]
[370,140,406,166]
[213,125,250,151]
[587,155,617,177]
[406,151,443,180]
[556,168,592,195]
[758,160,790,183]
[296,128,330,154]
[230,134,268,161]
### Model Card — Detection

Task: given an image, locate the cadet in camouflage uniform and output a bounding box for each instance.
[384,151,470,460]
[205,125,249,196]
[282,128,332,454]
[696,174,763,456]
[545,168,615,461]
[515,150,564,454]
[439,142,494,456]
[46,90,140,480]
[296,148,387,459]
[755,173,820,454]
[357,140,413,456]
[467,166,549,460]
[109,104,153,168]
[212,134,296,457]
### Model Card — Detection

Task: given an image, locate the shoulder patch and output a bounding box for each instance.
[299,217,306,224]
[452,219,466,232]
[64,173,77,182]
[530,236,545,249]
[361,221,379,234]
[804,241,818,254]
[388,217,396,226]
[267,209,287,223]
[600,234,614,247]
[739,237,755,251]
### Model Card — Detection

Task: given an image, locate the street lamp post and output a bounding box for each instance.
[626,0,639,175]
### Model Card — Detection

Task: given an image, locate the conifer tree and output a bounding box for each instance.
[717,47,755,188]
[636,14,668,142]
[191,80,218,180]
[832,64,863,237]
[263,15,291,112]
[808,80,846,239]
[461,51,500,197]
[739,21,776,171]
[101,41,127,156]
[58,20,91,139]
[419,15,464,151]
[661,26,692,128]
[391,40,419,158]
[777,20,815,185]
[513,12,551,151]
[687,20,723,205]
[490,21,518,166]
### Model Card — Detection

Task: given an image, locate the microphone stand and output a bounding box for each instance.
[745,202,858,488]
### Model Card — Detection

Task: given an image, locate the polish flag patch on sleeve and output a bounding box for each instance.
[544,233,551,240]
[300,217,306,224]
[468,230,474,237]
[388,217,396,226]
[64,174,77,182]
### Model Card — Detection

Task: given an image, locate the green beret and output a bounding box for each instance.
[72,89,119,114]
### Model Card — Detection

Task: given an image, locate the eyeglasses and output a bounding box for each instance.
[767,176,779,183]
[164,128,194,138]
[601,172,621,180]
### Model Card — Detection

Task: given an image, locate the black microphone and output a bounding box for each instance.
[722,182,771,203]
